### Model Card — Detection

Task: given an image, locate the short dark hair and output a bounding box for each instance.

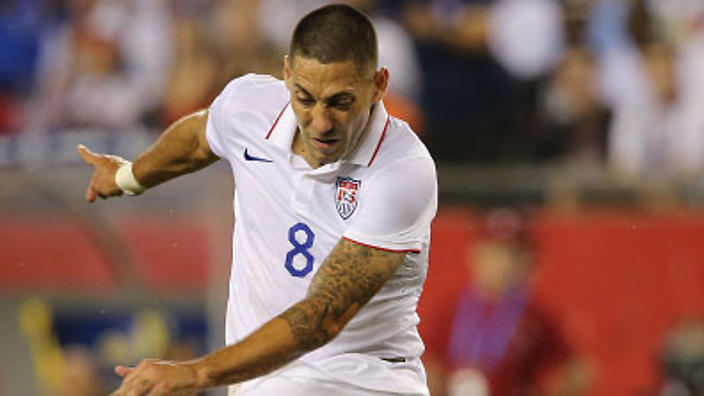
[290,4,378,75]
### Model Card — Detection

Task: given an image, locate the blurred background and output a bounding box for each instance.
[1,0,704,396]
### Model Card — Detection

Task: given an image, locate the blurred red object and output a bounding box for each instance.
[0,93,22,134]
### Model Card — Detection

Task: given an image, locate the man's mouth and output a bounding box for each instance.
[312,137,340,152]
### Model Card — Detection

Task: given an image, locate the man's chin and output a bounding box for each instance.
[313,151,341,166]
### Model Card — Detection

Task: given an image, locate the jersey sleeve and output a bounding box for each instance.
[343,157,437,252]
[205,78,244,158]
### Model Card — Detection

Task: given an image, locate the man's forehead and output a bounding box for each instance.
[291,56,372,84]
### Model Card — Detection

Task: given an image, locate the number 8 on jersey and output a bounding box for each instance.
[285,223,315,277]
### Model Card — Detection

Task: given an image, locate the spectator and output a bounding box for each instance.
[642,317,704,396]
[210,0,283,85]
[400,0,513,162]
[540,46,610,164]
[425,208,591,396]
[27,0,172,133]
[590,0,704,181]
[660,317,704,396]
[399,0,569,162]
[160,8,218,127]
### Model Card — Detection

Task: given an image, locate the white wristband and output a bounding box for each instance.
[115,162,147,195]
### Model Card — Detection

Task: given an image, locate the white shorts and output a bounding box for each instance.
[227,359,427,396]
[228,378,406,396]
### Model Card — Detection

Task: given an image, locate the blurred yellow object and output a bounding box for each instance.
[17,297,65,396]
[96,309,171,367]
[132,309,170,359]
[97,331,131,365]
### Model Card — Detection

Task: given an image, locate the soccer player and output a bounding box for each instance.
[77,4,437,396]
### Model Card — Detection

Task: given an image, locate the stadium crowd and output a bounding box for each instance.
[2,0,704,181]
[2,2,704,396]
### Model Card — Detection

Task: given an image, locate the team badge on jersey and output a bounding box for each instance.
[335,177,361,219]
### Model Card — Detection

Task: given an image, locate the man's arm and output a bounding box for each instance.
[77,109,218,202]
[108,239,406,396]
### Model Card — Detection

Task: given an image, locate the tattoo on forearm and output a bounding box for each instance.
[279,240,404,352]
[279,303,332,351]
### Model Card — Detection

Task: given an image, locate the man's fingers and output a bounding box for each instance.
[110,366,140,396]
[78,145,98,203]
[115,365,135,378]
[85,185,96,203]
[85,173,99,203]
[77,144,99,165]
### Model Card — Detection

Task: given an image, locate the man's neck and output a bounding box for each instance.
[292,129,323,169]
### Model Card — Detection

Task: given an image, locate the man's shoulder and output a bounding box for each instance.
[207,73,290,153]
[359,116,437,201]
[218,73,289,111]
[371,115,435,171]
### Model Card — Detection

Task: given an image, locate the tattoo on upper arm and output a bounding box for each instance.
[279,240,405,352]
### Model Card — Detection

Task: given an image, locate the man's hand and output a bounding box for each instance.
[110,359,204,396]
[77,144,127,203]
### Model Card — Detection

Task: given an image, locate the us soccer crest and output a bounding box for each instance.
[335,177,361,219]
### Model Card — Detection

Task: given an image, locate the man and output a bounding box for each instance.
[77,4,437,396]
[422,208,589,396]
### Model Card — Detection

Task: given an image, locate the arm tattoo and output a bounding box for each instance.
[279,240,405,352]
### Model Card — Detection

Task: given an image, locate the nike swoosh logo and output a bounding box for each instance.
[244,148,273,163]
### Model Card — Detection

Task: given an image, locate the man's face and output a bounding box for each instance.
[285,55,387,168]
[470,240,532,297]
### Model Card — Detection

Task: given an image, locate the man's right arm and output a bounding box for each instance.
[132,109,218,187]
[77,109,218,202]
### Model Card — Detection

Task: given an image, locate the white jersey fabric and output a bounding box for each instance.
[206,74,437,395]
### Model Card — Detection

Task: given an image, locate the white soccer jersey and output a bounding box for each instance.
[206,74,437,395]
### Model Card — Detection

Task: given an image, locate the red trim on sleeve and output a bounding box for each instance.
[265,103,289,139]
[367,116,390,166]
[343,236,421,253]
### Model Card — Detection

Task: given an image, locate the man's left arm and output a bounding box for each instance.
[108,239,405,396]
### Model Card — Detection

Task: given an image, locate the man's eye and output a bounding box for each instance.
[298,97,315,107]
[332,100,352,110]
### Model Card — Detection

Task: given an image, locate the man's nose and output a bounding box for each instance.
[310,105,333,133]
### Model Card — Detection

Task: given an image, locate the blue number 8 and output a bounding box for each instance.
[285,223,315,277]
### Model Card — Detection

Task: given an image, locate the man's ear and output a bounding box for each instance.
[284,55,292,90]
[372,67,389,102]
